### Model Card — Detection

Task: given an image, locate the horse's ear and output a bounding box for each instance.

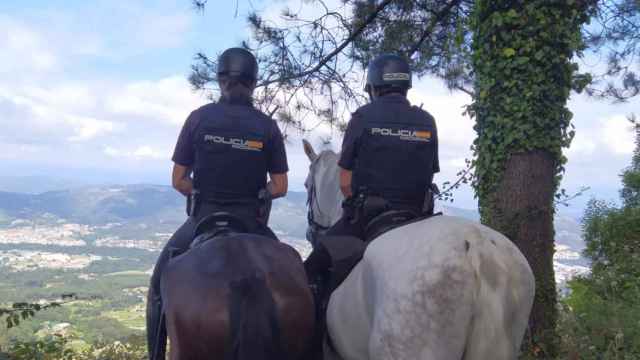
[302,139,318,162]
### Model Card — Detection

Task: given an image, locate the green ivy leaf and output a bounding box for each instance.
[503,48,517,57]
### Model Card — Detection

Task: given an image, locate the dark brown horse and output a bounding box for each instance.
[161,233,315,360]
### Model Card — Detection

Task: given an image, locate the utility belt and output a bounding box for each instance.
[186,189,272,224]
[343,184,440,225]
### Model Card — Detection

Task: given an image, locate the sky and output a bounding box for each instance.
[0,0,638,214]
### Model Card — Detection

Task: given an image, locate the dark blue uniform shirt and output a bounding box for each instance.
[172,103,288,174]
[339,94,439,173]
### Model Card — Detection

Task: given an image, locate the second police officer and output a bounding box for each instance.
[304,53,440,309]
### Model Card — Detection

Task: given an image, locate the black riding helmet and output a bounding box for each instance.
[217,47,259,82]
[364,54,412,95]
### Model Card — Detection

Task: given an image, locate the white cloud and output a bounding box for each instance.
[103,145,168,160]
[66,116,115,142]
[107,76,206,125]
[0,85,115,143]
[103,146,120,157]
[446,158,468,168]
[567,131,597,156]
[0,16,58,74]
[602,116,636,155]
[133,146,165,159]
[566,114,636,158]
[0,143,44,160]
[408,86,475,152]
[23,84,96,112]
[134,12,192,49]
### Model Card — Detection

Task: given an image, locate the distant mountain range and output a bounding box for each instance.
[0,185,183,225]
[0,176,88,194]
[0,183,582,247]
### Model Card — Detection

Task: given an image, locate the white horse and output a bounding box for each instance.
[302,140,535,360]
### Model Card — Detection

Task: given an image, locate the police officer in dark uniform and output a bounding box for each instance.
[304,53,439,303]
[328,53,439,239]
[146,48,289,360]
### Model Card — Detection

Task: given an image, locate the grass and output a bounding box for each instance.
[102,305,146,331]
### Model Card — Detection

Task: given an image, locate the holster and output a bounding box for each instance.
[422,183,440,216]
[346,189,368,225]
[257,188,272,225]
[345,190,390,227]
[186,189,200,217]
[341,197,357,222]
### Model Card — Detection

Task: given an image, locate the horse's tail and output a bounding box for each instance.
[228,273,284,360]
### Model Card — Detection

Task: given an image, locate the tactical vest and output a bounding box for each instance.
[352,96,437,208]
[193,103,271,202]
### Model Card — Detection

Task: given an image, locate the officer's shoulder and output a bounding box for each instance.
[412,106,436,121]
[351,102,375,119]
[249,107,273,121]
[192,102,219,115]
[355,101,376,113]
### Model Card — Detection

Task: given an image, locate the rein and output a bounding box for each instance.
[307,182,331,233]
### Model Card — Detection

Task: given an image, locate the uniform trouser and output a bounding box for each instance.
[302,214,367,358]
[304,201,421,282]
[303,215,364,283]
[146,204,277,360]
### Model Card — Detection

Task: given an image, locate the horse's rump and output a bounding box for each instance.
[326,215,535,360]
[162,234,314,360]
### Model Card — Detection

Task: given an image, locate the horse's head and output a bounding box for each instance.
[302,139,344,245]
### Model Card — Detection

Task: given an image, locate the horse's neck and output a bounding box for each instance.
[323,171,343,225]
[312,151,345,225]
[330,186,344,224]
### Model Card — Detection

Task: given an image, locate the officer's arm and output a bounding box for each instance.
[172,163,193,197]
[337,112,362,198]
[339,168,353,198]
[266,120,288,199]
[267,172,287,199]
[171,110,198,197]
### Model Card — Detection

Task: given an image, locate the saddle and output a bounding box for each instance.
[190,212,250,249]
[364,209,421,242]
[319,198,424,292]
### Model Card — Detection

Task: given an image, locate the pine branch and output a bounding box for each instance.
[407,0,464,58]
[257,0,395,88]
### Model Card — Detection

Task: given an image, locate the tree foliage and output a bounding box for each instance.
[350,0,474,93]
[7,335,76,360]
[0,294,105,331]
[620,117,640,206]
[189,0,639,129]
[5,334,147,360]
[189,0,478,133]
[586,0,640,101]
[1,294,79,330]
[559,126,640,359]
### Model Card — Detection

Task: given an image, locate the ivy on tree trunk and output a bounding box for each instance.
[470,0,596,357]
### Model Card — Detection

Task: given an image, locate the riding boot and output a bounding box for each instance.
[146,290,166,360]
[304,245,331,283]
[307,272,329,360]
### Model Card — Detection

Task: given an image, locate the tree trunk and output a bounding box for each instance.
[482,149,558,356]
